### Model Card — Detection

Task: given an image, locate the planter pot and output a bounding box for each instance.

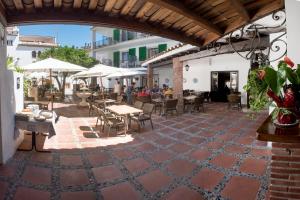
[274,107,298,128]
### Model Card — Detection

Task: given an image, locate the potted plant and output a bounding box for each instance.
[244,57,300,126]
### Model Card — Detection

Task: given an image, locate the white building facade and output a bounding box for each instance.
[6,26,58,67]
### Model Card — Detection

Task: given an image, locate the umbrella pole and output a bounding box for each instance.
[50,69,54,111]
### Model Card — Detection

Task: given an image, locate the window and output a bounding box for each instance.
[122,52,128,62]
[7,40,13,46]
[32,51,36,58]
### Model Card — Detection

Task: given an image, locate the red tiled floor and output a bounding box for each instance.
[60,155,83,166]
[112,149,134,159]
[136,143,156,152]
[224,144,246,154]
[92,165,122,182]
[190,149,211,161]
[169,143,190,153]
[87,152,111,167]
[0,181,8,199]
[30,153,53,164]
[239,158,267,175]
[150,150,173,163]
[186,137,205,145]
[210,154,238,169]
[22,166,51,185]
[167,159,197,176]
[101,182,141,200]
[205,141,224,149]
[165,186,204,200]
[61,191,96,200]
[0,163,17,177]
[123,158,150,173]
[14,187,50,200]
[137,169,172,193]
[191,168,224,191]
[251,148,271,157]
[155,137,175,146]
[60,169,90,186]
[221,176,260,200]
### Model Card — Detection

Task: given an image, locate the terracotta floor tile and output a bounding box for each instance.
[101,182,141,200]
[221,176,260,200]
[190,149,211,161]
[165,186,204,200]
[87,152,111,167]
[210,154,237,169]
[0,181,8,199]
[239,158,267,175]
[30,153,53,164]
[137,170,172,193]
[205,141,224,149]
[155,138,175,146]
[22,166,51,185]
[224,144,246,154]
[112,149,134,159]
[123,158,150,173]
[186,137,206,145]
[136,143,157,152]
[60,155,83,166]
[191,168,224,191]
[61,191,96,200]
[251,148,271,157]
[150,150,173,163]
[92,165,122,182]
[0,163,17,178]
[169,143,190,153]
[14,187,50,200]
[167,159,197,176]
[60,169,90,186]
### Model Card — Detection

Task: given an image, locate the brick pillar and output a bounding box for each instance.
[269,142,300,199]
[147,64,153,89]
[172,57,183,114]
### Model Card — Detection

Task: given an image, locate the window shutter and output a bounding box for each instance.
[113,29,120,41]
[158,44,167,53]
[139,46,147,61]
[113,51,120,67]
[128,48,136,61]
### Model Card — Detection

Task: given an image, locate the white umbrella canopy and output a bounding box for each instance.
[22,58,87,72]
[105,70,146,78]
[72,64,127,78]
[26,72,49,79]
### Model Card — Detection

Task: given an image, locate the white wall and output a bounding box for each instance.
[153,65,173,88]
[0,24,24,163]
[183,53,250,104]
[286,0,300,64]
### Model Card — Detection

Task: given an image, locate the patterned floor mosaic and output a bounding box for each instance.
[0,102,271,200]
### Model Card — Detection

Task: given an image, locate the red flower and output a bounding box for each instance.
[257,70,265,80]
[284,56,295,68]
[267,89,283,107]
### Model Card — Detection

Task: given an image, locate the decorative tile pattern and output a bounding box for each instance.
[0,102,271,199]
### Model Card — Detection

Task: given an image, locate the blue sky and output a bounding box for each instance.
[19,24,93,47]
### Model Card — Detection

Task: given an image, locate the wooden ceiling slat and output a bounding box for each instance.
[111,0,126,14]
[135,2,153,19]
[0,0,6,25]
[73,0,82,8]
[252,0,282,20]
[227,0,249,21]
[147,0,223,36]
[13,0,23,9]
[54,0,62,8]
[120,0,137,15]
[33,0,42,8]
[148,8,172,23]
[103,0,116,12]
[88,0,98,10]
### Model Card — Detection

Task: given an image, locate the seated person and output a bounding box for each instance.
[152,84,160,93]
[138,88,150,97]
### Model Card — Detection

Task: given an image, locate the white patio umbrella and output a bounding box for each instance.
[26,72,49,79]
[71,64,127,78]
[22,58,87,110]
[105,70,146,78]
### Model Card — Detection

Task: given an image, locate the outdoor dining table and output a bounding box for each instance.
[15,111,57,152]
[184,95,197,113]
[106,105,142,135]
[95,99,116,108]
[24,100,50,110]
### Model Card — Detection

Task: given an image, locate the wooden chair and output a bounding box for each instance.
[131,103,154,132]
[136,95,151,103]
[227,94,242,111]
[164,99,178,119]
[98,109,125,136]
[133,101,144,109]
[109,92,118,100]
[193,96,205,112]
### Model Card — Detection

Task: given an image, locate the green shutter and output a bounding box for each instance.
[113,51,120,67]
[139,46,147,61]
[158,44,167,53]
[113,29,120,41]
[129,48,136,56]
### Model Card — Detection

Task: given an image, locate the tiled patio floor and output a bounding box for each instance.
[0,102,271,200]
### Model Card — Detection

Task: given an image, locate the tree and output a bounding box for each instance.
[39,46,99,96]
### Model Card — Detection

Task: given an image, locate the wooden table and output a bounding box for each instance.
[256,116,300,199]
[95,99,116,108]
[184,95,197,101]
[106,105,142,135]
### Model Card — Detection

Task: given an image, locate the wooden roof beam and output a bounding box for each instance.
[251,0,283,20]
[6,10,203,46]
[0,0,7,25]
[120,0,137,15]
[12,0,23,10]
[146,0,222,36]
[228,0,249,22]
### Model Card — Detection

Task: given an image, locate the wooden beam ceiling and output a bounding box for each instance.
[6,10,203,46]
[33,0,42,8]
[12,0,24,10]
[147,0,223,36]
[0,0,6,25]
[228,0,249,22]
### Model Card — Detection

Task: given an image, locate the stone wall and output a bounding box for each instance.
[172,57,183,114]
[147,64,153,89]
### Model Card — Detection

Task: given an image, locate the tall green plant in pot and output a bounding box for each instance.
[244,57,300,125]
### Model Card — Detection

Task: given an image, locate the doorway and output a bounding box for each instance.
[210,71,238,102]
